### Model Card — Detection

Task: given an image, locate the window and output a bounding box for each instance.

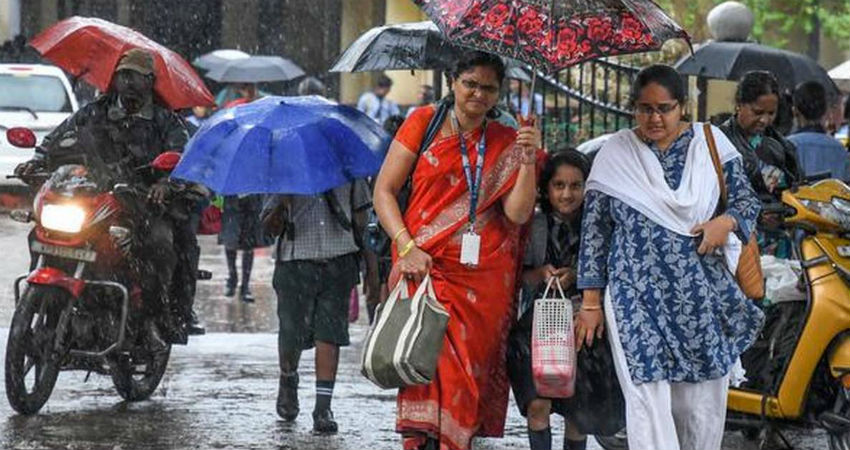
[0,74,72,113]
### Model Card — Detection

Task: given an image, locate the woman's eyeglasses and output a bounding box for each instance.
[635,102,679,116]
[459,79,500,96]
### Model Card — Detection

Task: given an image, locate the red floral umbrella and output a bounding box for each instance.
[413,0,690,74]
[30,16,214,110]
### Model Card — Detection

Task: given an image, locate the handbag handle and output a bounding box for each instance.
[391,273,434,302]
[540,276,568,301]
[704,123,728,211]
[411,273,435,302]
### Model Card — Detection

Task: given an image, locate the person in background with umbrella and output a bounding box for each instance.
[575,64,763,450]
[218,81,269,302]
[250,77,375,434]
[719,71,801,257]
[788,81,850,181]
[357,74,400,124]
[373,51,540,450]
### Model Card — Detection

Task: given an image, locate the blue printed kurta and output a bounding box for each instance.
[577,128,765,384]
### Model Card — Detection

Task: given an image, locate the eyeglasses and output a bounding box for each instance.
[459,79,500,96]
[635,102,679,116]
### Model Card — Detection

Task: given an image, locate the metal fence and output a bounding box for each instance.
[511,57,640,149]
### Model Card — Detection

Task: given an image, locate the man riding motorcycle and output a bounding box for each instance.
[15,48,204,337]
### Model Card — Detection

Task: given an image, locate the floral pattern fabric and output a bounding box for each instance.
[414,0,690,73]
[577,129,765,384]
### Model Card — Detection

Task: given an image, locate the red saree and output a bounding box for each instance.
[390,106,524,450]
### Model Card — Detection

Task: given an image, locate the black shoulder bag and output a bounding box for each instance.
[362,99,452,255]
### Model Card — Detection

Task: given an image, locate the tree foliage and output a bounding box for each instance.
[654,0,850,50]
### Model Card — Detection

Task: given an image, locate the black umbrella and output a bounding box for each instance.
[205,55,305,83]
[330,21,457,73]
[330,20,531,82]
[675,41,839,97]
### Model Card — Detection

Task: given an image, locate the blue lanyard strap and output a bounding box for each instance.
[452,112,487,231]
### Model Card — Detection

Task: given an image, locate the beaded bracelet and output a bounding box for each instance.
[580,304,602,311]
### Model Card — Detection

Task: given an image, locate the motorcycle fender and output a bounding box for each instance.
[829,336,850,378]
[27,267,85,298]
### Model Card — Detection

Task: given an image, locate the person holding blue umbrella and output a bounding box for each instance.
[256,78,373,433]
[172,82,389,434]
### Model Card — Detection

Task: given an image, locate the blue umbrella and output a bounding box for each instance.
[173,95,389,195]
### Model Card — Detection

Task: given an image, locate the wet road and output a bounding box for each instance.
[0,215,830,449]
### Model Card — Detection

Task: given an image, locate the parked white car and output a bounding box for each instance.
[0,64,79,186]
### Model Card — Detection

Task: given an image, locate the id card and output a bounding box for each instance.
[460,232,481,266]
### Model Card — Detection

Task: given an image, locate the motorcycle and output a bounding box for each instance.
[597,176,850,450]
[3,126,208,415]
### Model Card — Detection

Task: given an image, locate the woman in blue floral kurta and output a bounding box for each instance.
[575,65,764,450]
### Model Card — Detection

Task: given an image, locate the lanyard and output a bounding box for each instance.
[452,112,487,231]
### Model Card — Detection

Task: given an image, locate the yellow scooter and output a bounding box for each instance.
[597,179,850,450]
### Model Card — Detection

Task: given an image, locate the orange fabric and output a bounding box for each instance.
[390,107,524,450]
[223,97,251,108]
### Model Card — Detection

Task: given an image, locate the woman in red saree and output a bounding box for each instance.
[373,52,540,450]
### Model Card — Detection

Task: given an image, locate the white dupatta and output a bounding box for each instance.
[585,123,744,272]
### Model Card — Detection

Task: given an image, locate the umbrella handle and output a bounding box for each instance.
[521,71,538,127]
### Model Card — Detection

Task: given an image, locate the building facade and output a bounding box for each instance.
[15,0,438,107]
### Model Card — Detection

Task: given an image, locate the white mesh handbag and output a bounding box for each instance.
[531,277,576,398]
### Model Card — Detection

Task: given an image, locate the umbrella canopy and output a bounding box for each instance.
[413,0,689,74]
[829,59,850,93]
[330,20,459,72]
[330,20,532,82]
[205,55,306,83]
[172,96,389,195]
[676,41,839,97]
[192,49,250,72]
[29,16,214,109]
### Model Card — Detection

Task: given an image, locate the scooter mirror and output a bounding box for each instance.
[6,127,36,148]
[151,151,181,172]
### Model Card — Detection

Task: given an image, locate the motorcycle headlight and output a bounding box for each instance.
[40,204,86,233]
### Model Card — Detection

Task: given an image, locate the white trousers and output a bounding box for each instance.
[604,292,729,450]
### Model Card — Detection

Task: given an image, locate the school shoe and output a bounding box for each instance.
[277,373,299,421]
[312,408,338,434]
[240,286,255,303]
[185,310,206,336]
[225,276,237,297]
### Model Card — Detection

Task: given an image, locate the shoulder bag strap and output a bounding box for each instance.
[397,99,452,211]
[409,99,452,167]
[704,123,728,211]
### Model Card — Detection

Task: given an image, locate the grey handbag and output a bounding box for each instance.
[361,274,449,389]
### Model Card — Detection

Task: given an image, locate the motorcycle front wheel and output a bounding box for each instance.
[5,286,67,414]
[110,346,171,402]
